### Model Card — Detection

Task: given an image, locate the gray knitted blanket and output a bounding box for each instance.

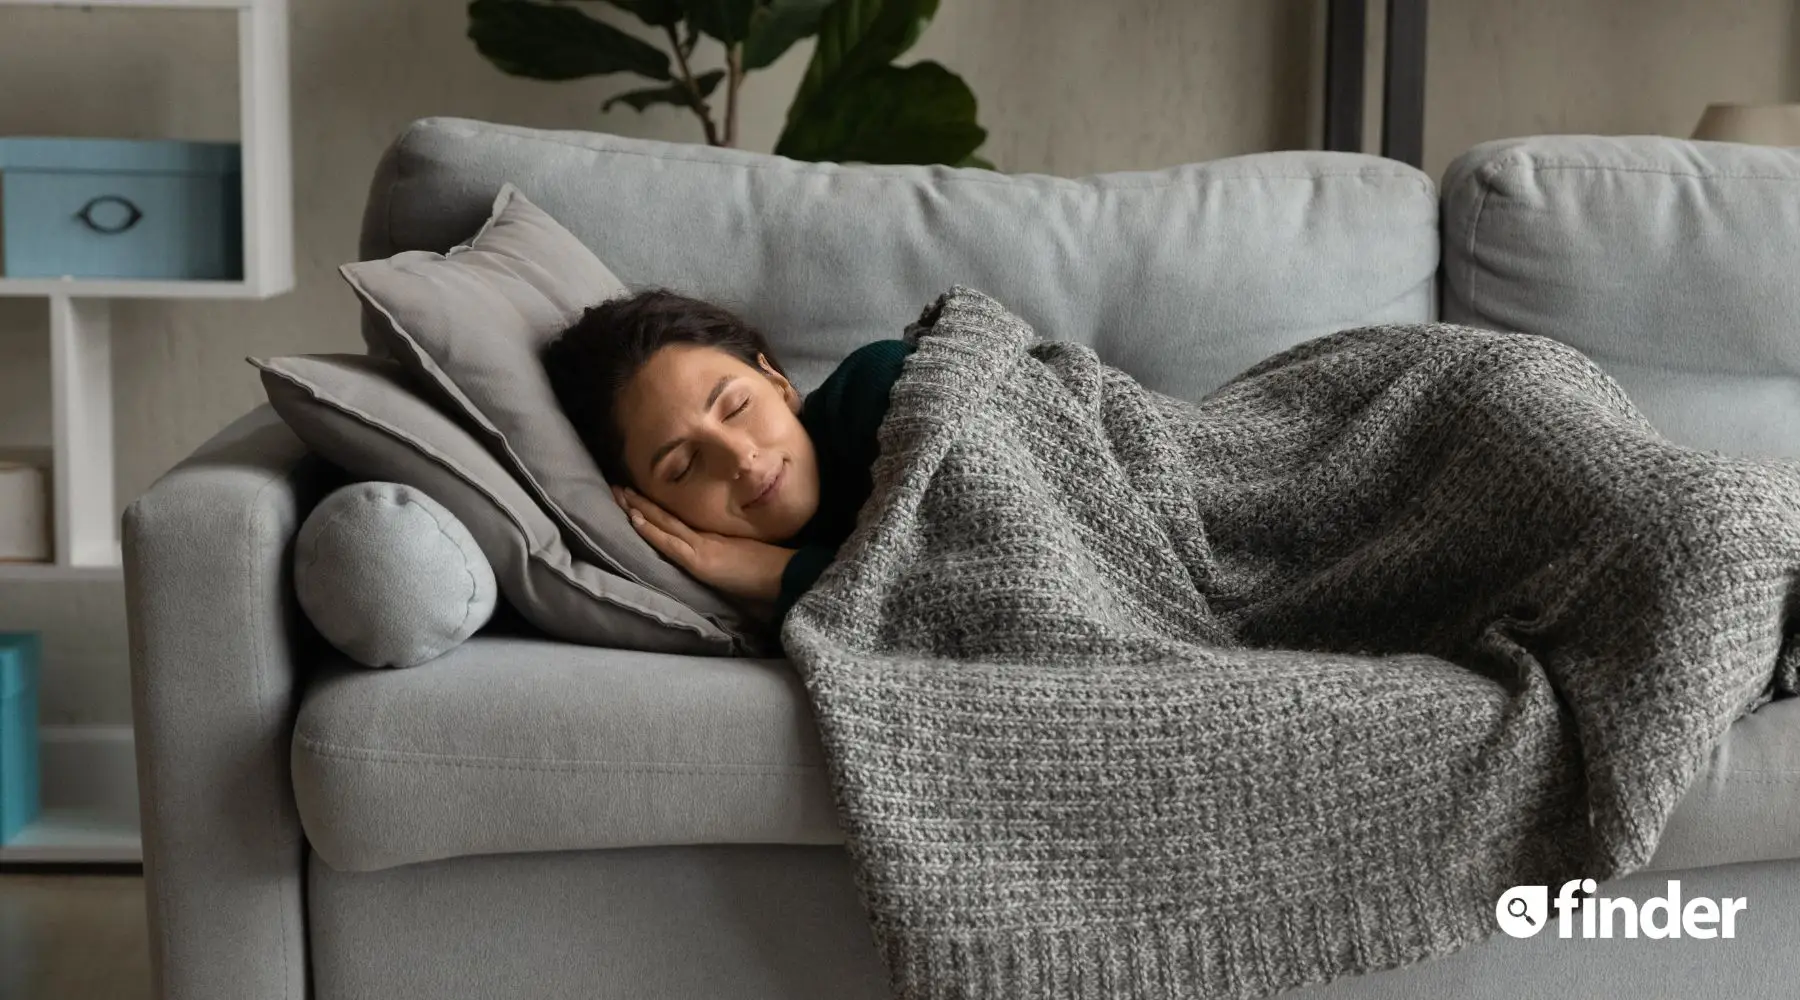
[779,285,1800,1000]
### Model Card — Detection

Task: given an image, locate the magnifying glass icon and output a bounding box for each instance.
[1507,896,1537,927]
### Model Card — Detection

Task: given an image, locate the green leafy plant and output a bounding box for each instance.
[468,0,992,167]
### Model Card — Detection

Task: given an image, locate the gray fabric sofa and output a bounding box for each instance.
[124,118,1800,1000]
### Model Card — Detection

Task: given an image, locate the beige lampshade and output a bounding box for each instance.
[1691,103,1800,145]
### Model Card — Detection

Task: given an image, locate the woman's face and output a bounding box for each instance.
[615,343,820,543]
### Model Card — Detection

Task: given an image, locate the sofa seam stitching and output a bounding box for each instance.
[294,731,822,773]
[419,118,1434,192]
[1509,162,1800,182]
[396,493,486,641]
[244,470,294,1000]
[1464,160,1501,325]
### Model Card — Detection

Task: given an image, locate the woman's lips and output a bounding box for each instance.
[747,463,785,508]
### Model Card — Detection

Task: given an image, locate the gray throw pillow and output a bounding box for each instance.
[296,482,497,669]
[338,183,761,645]
[252,354,770,658]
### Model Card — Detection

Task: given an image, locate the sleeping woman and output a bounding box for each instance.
[548,280,1800,1000]
[542,288,911,626]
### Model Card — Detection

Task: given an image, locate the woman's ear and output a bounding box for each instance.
[757,353,802,413]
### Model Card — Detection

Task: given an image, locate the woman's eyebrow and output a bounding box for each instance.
[648,375,737,470]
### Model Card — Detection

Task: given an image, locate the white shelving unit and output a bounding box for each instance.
[0,0,293,864]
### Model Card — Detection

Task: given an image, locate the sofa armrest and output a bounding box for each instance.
[124,405,340,1000]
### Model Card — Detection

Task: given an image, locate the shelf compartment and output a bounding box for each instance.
[0,1,268,15]
[0,0,294,300]
[0,805,141,864]
[0,277,276,299]
[0,561,121,583]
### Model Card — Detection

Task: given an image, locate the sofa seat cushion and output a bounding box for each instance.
[293,635,1800,874]
[1647,693,1800,871]
[292,636,840,872]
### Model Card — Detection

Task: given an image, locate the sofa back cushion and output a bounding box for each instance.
[358,118,1439,404]
[1442,135,1800,458]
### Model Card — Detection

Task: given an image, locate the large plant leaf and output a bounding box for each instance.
[603,69,726,111]
[788,0,938,122]
[470,0,673,80]
[591,0,687,28]
[687,0,757,43]
[775,61,984,164]
[742,0,833,70]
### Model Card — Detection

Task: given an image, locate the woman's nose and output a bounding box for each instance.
[722,434,759,479]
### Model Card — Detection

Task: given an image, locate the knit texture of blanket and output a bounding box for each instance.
[778,285,1800,1000]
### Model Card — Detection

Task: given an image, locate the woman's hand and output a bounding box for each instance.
[612,485,793,605]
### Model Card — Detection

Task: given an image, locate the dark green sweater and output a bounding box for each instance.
[773,339,915,626]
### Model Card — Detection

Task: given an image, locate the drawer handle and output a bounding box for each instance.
[74,195,144,235]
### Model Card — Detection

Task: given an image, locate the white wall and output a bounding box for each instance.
[0,0,1794,724]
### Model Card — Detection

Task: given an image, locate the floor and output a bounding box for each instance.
[0,871,153,1000]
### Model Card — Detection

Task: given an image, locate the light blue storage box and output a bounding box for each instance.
[0,632,40,844]
[0,137,243,280]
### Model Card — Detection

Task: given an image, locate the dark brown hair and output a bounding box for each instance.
[541,288,788,489]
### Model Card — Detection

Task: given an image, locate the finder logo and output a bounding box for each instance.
[1498,880,1748,940]
[1496,884,1547,937]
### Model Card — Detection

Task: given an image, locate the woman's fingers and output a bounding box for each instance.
[615,486,699,567]
[630,511,697,566]
[621,487,687,538]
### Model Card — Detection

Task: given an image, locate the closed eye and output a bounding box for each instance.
[670,399,751,481]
